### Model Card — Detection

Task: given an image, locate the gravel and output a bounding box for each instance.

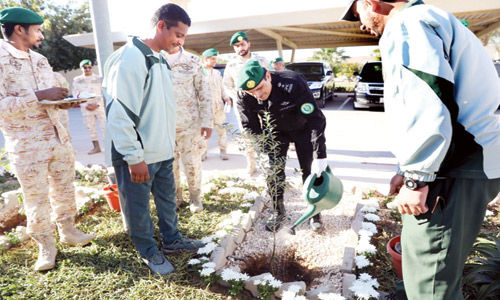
[226,176,361,293]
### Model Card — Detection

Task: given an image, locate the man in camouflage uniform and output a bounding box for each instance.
[223,31,270,175]
[0,7,95,271]
[202,48,231,161]
[164,46,212,213]
[72,59,106,155]
[53,72,71,137]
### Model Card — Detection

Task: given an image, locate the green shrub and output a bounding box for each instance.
[463,237,500,300]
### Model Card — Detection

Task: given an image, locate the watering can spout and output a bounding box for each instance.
[287,165,343,234]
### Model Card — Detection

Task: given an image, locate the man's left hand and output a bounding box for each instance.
[201,128,212,139]
[396,186,429,216]
[58,101,85,110]
[85,103,99,111]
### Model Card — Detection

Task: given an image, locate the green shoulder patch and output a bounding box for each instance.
[300,103,315,114]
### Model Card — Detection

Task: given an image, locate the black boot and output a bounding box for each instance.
[265,198,286,232]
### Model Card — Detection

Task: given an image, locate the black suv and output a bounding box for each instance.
[285,62,335,108]
[353,61,384,109]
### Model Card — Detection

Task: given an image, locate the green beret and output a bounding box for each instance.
[0,7,43,24]
[272,57,283,63]
[237,59,265,91]
[202,48,218,58]
[79,59,92,68]
[230,31,247,46]
[459,19,469,28]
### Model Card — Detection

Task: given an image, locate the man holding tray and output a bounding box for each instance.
[0,7,95,271]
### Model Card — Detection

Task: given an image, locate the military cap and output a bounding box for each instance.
[202,48,218,58]
[340,0,358,22]
[459,19,469,28]
[272,57,283,63]
[0,7,44,24]
[237,59,265,91]
[230,31,247,46]
[79,59,92,68]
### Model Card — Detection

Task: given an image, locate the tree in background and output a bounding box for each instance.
[371,48,382,61]
[487,29,500,61]
[311,47,349,75]
[0,0,96,71]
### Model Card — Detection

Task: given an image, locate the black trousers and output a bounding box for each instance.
[267,129,314,204]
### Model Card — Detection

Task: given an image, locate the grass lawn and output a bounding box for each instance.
[0,173,262,300]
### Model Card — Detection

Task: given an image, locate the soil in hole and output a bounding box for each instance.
[240,246,322,287]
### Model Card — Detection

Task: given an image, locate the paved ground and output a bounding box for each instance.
[6,94,496,195]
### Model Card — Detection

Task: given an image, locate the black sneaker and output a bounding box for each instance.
[142,251,174,276]
[265,213,287,232]
[161,237,205,254]
[310,215,323,232]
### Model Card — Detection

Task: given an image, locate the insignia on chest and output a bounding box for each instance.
[277,82,293,93]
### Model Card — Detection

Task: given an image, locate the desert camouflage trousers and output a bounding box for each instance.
[12,143,76,235]
[81,105,106,141]
[173,131,204,201]
[59,109,71,140]
[203,110,227,153]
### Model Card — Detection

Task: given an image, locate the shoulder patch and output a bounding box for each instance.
[300,103,315,114]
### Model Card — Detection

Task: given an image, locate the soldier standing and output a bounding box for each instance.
[236,60,328,232]
[272,57,285,71]
[201,48,231,161]
[72,59,106,155]
[163,46,212,213]
[223,31,269,175]
[0,7,95,271]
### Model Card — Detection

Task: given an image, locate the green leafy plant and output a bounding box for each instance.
[254,275,282,300]
[463,237,500,300]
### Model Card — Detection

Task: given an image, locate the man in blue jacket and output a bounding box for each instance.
[103,3,204,276]
[342,1,500,299]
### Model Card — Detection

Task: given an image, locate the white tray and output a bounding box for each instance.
[38,96,95,105]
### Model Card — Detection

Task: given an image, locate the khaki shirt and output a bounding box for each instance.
[222,53,269,101]
[72,73,103,107]
[0,40,69,159]
[164,48,212,132]
[205,68,229,112]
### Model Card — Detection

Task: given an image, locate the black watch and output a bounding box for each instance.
[404,178,428,190]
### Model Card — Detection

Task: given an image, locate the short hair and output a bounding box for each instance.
[151,3,191,30]
[0,22,34,38]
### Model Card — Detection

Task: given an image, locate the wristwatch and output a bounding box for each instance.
[404,177,428,190]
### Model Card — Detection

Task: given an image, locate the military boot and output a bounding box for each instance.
[57,218,95,246]
[31,233,57,271]
[246,155,256,176]
[220,149,229,160]
[176,188,184,208]
[265,198,286,232]
[88,141,101,155]
[189,193,204,213]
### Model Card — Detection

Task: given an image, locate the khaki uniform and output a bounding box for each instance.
[222,53,269,171]
[53,72,70,137]
[72,73,106,141]
[0,40,76,235]
[164,48,212,201]
[205,68,229,152]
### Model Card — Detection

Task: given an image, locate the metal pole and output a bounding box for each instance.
[89,0,114,76]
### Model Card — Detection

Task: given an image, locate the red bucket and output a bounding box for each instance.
[387,235,403,279]
[103,184,121,212]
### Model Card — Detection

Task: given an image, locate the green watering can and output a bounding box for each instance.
[287,165,343,235]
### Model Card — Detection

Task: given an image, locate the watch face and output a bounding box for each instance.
[405,178,417,190]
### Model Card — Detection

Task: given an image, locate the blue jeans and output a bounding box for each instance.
[114,158,182,258]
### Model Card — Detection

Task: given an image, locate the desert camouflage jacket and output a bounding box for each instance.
[0,40,69,157]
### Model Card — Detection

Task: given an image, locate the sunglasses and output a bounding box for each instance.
[83,66,92,70]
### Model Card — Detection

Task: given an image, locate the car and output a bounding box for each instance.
[214,63,226,77]
[353,61,384,110]
[285,62,335,108]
